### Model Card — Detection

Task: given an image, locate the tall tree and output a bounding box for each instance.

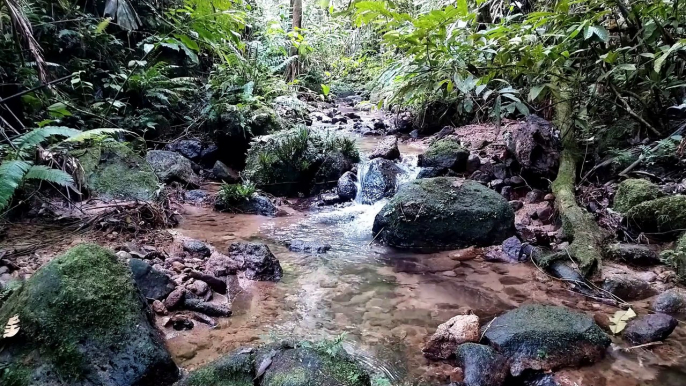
[285,0,303,82]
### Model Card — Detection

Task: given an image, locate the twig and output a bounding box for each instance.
[619,341,662,351]
[368,227,385,246]
[0,74,75,104]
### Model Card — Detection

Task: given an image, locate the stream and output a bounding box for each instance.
[163,123,686,385]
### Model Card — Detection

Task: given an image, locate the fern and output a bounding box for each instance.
[0,160,31,210]
[63,128,129,143]
[24,165,74,187]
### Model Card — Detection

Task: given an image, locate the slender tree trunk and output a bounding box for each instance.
[286,0,303,82]
[551,89,607,278]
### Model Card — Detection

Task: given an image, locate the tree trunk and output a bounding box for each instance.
[285,0,303,82]
[551,90,607,278]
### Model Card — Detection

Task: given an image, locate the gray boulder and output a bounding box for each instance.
[601,273,655,301]
[215,193,278,217]
[212,160,240,183]
[369,137,400,160]
[359,158,403,204]
[372,178,515,250]
[165,139,202,161]
[418,138,469,171]
[623,313,678,345]
[182,239,211,257]
[229,243,283,281]
[483,304,611,375]
[129,258,176,300]
[607,243,660,266]
[337,171,358,201]
[506,115,561,178]
[146,150,199,186]
[652,289,686,315]
[455,343,509,386]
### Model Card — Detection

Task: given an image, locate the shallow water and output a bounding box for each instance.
[166,134,686,385]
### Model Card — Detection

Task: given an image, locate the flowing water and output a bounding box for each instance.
[164,132,686,385]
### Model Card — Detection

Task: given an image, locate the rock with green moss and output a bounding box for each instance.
[613,179,663,213]
[179,348,255,386]
[0,244,179,386]
[625,195,686,233]
[418,138,468,172]
[72,142,160,201]
[146,150,199,187]
[372,178,515,250]
[660,233,686,284]
[483,304,611,376]
[243,129,359,197]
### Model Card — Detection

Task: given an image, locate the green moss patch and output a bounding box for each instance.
[625,195,686,233]
[613,179,663,213]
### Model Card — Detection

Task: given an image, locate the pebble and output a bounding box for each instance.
[152,300,168,315]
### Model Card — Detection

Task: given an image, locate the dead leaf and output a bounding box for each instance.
[3,315,20,338]
[608,308,636,335]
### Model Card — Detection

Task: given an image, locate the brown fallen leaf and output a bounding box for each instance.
[3,315,20,338]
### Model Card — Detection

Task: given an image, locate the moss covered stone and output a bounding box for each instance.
[484,304,611,376]
[613,179,663,213]
[179,349,255,386]
[243,128,359,196]
[625,195,686,233]
[418,138,469,171]
[72,142,160,201]
[372,178,515,250]
[0,244,178,386]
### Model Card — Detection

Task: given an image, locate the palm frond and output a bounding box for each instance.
[24,165,74,187]
[2,0,48,82]
[0,160,31,210]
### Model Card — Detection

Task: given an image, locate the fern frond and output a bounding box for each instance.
[0,160,31,210]
[25,165,74,187]
[63,128,129,142]
[14,126,81,152]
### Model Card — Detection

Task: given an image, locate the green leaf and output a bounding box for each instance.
[48,102,72,118]
[0,160,31,210]
[95,18,111,34]
[456,0,468,16]
[175,34,199,51]
[655,42,684,73]
[13,126,81,152]
[615,64,636,71]
[528,85,546,101]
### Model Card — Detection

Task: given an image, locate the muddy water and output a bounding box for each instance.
[167,134,686,385]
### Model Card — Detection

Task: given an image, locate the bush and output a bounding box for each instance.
[218,182,257,206]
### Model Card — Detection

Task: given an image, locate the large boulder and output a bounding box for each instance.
[72,142,159,201]
[506,115,561,178]
[483,304,611,376]
[165,139,202,162]
[337,171,358,201]
[613,179,663,213]
[178,348,255,386]
[372,178,515,250]
[418,138,469,171]
[215,193,278,217]
[455,343,509,386]
[0,244,179,385]
[359,158,403,204]
[625,196,686,233]
[228,243,283,281]
[212,161,240,183]
[146,150,199,186]
[623,314,678,345]
[243,129,359,197]
[129,258,176,300]
[652,289,686,315]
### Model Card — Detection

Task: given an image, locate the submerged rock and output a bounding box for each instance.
[146,150,199,186]
[130,258,176,300]
[601,273,655,301]
[183,298,232,317]
[625,195,686,233]
[337,171,358,201]
[359,158,403,204]
[229,243,283,281]
[286,240,332,254]
[423,314,480,360]
[369,136,400,160]
[623,314,678,344]
[0,244,179,385]
[483,304,611,376]
[372,178,515,250]
[72,142,159,201]
[418,138,469,171]
[455,343,509,386]
[652,289,686,315]
[613,179,663,213]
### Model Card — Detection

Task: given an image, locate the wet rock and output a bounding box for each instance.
[205,253,241,277]
[423,314,480,360]
[602,273,655,301]
[257,344,370,386]
[369,136,400,160]
[320,193,344,206]
[506,115,561,178]
[165,139,202,161]
[229,242,283,281]
[623,313,678,344]
[178,348,255,386]
[359,158,403,204]
[312,152,356,194]
[466,154,481,173]
[613,179,663,213]
[185,189,210,202]
[164,287,186,310]
[129,258,177,300]
[287,240,332,254]
[501,236,536,262]
[146,150,199,187]
[607,243,660,266]
[0,244,179,385]
[483,304,611,376]
[510,201,523,211]
[455,343,509,386]
[168,314,194,330]
[212,160,240,183]
[493,164,507,180]
[216,193,279,217]
[418,138,469,171]
[183,298,232,317]
[182,239,211,257]
[625,195,686,233]
[189,271,227,294]
[536,206,555,225]
[71,142,159,201]
[152,299,168,315]
[525,190,545,204]
[199,144,219,167]
[435,126,455,139]
[417,167,447,179]
[337,171,358,201]
[373,178,515,250]
[187,280,210,296]
[652,289,686,314]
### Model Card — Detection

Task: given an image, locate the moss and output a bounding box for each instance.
[181,351,254,386]
[418,138,468,170]
[625,195,686,233]
[0,365,31,386]
[268,368,310,386]
[0,244,146,381]
[72,142,159,201]
[613,179,663,213]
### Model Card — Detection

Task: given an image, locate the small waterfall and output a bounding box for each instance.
[353,154,420,205]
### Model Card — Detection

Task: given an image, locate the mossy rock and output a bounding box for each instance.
[613,179,663,213]
[660,233,686,284]
[179,348,255,386]
[72,142,160,201]
[625,195,686,233]
[418,138,468,171]
[243,129,359,197]
[372,178,515,250]
[483,304,611,376]
[0,244,179,386]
